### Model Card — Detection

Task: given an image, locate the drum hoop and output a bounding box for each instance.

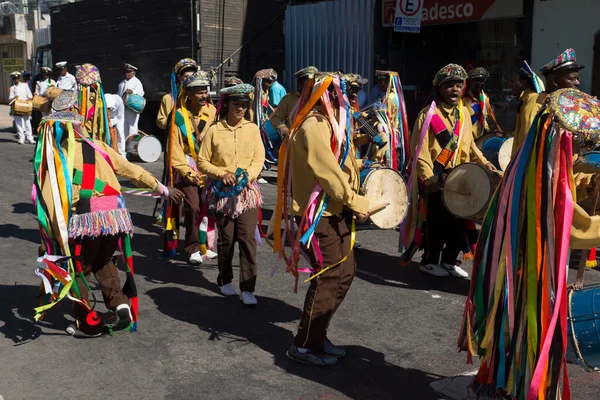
[567,288,595,372]
[362,167,409,227]
[441,162,492,220]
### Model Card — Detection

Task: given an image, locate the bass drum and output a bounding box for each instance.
[359,166,408,229]
[126,133,162,163]
[124,93,146,114]
[568,284,600,370]
[32,95,50,112]
[11,99,32,116]
[477,134,513,172]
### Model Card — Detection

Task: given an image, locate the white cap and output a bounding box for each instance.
[104,93,115,109]
[124,63,138,71]
[55,61,67,68]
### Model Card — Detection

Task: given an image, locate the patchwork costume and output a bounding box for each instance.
[464,67,502,140]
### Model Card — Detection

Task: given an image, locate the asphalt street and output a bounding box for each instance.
[1,105,599,400]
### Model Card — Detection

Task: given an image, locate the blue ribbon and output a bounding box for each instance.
[213,168,249,198]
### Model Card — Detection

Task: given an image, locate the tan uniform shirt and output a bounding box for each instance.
[571,203,600,249]
[197,119,265,182]
[270,91,300,129]
[412,102,489,183]
[511,90,544,157]
[156,93,174,130]
[169,103,217,182]
[289,108,370,217]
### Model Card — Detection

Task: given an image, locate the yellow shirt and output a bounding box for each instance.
[169,103,217,182]
[197,118,265,182]
[571,203,600,249]
[412,102,489,183]
[156,93,174,130]
[511,90,544,157]
[289,108,370,217]
[270,91,300,129]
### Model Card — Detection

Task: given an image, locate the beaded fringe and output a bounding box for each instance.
[202,180,263,218]
[69,208,134,238]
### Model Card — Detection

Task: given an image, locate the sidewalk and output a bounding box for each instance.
[0,104,14,131]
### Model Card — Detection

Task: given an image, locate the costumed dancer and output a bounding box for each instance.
[51,90,78,114]
[156,58,198,131]
[272,72,370,366]
[162,71,217,264]
[9,71,34,145]
[35,66,57,117]
[458,88,600,400]
[197,83,265,306]
[353,101,391,166]
[464,67,502,140]
[270,66,319,139]
[117,63,145,138]
[373,70,410,171]
[33,110,183,337]
[55,61,78,91]
[399,64,496,277]
[510,61,545,157]
[75,64,117,151]
[253,68,286,169]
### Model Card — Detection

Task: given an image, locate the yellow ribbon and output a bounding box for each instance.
[304,219,356,282]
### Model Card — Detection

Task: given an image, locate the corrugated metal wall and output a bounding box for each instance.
[0,43,26,103]
[284,0,375,94]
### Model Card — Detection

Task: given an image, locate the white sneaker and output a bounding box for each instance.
[17,139,24,145]
[419,263,450,277]
[440,262,469,278]
[204,249,218,260]
[188,251,203,265]
[240,291,258,306]
[219,283,237,296]
[257,177,268,184]
[25,137,36,144]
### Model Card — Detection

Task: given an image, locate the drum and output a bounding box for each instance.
[442,163,502,220]
[581,151,600,168]
[568,284,600,370]
[124,93,146,114]
[126,133,162,163]
[262,120,281,144]
[359,167,408,229]
[32,95,50,112]
[477,135,513,172]
[46,87,63,101]
[11,99,33,116]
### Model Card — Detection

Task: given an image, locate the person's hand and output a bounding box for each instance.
[279,126,290,138]
[191,174,203,187]
[167,187,184,204]
[484,162,497,172]
[492,130,503,137]
[354,211,369,223]
[221,173,236,186]
[426,180,441,193]
[125,89,133,94]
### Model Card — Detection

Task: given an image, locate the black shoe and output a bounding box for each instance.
[105,305,133,332]
[286,345,337,366]
[324,338,346,358]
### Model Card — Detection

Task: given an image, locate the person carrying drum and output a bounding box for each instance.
[270,66,318,139]
[404,64,496,278]
[9,71,34,145]
[55,61,77,91]
[156,58,199,131]
[197,83,265,306]
[510,60,545,157]
[163,71,218,265]
[34,67,56,118]
[464,67,502,140]
[117,63,144,138]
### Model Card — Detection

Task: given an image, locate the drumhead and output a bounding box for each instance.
[361,168,408,229]
[498,137,513,172]
[131,135,161,163]
[442,163,492,219]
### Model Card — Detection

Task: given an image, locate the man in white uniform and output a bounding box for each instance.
[117,63,145,138]
[9,71,34,144]
[105,93,126,158]
[35,67,57,117]
[55,61,77,91]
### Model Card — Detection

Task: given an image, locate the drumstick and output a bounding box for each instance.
[368,202,390,215]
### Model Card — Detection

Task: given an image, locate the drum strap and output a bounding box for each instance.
[430,114,459,176]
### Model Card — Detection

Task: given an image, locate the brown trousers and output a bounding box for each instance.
[73,235,128,323]
[294,215,356,353]
[215,208,259,292]
[179,182,202,255]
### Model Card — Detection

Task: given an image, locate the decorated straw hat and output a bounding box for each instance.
[547,88,600,135]
[343,73,368,87]
[52,90,78,112]
[433,64,468,86]
[255,68,277,80]
[538,48,584,75]
[519,60,545,94]
[183,70,210,88]
[294,66,318,79]
[174,58,198,75]
[43,111,84,124]
[219,83,254,101]
[76,63,101,86]
[468,67,490,80]
[224,76,244,87]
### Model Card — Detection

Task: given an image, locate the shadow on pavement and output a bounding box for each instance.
[12,202,35,215]
[0,223,42,245]
[0,283,70,345]
[354,248,471,296]
[147,286,441,399]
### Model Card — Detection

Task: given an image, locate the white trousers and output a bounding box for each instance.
[114,119,127,157]
[14,116,33,142]
[124,110,140,138]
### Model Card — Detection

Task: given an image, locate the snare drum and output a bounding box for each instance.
[126,133,162,163]
[32,95,50,112]
[124,93,146,114]
[477,135,513,172]
[442,163,502,220]
[359,166,408,229]
[568,284,600,370]
[11,99,33,116]
[581,151,600,168]
[46,87,63,101]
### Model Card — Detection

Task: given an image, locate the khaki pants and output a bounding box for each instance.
[73,235,128,323]
[215,208,259,292]
[294,215,355,353]
[179,183,202,255]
